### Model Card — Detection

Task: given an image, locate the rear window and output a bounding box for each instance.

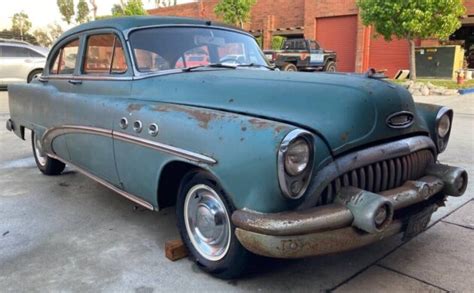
[83,34,128,74]
[50,39,80,75]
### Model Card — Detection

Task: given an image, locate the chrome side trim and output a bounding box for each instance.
[298,135,437,209]
[42,125,112,154]
[113,131,217,165]
[42,125,217,165]
[47,154,155,210]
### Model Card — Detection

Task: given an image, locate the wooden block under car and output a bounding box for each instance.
[165,239,188,261]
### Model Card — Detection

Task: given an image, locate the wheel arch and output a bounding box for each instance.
[157,160,217,210]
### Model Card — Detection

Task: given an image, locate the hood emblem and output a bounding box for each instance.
[386,111,415,129]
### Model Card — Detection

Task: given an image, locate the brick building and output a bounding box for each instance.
[149,0,474,77]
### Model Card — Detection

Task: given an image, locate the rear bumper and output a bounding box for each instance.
[232,164,468,258]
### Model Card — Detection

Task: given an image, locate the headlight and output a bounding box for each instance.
[285,138,310,176]
[437,114,451,138]
[435,107,453,153]
[278,129,314,199]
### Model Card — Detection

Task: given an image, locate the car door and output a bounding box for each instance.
[30,37,83,163]
[60,31,131,186]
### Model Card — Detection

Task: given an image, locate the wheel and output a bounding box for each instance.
[176,170,251,279]
[323,61,337,72]
[281,63,298,72]
[32,131,65,175]
[27,69,43,83]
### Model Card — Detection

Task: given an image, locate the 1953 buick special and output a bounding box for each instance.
[6,16,468,278]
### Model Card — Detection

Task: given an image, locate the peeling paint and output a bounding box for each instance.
[127,103,143,112]
[249,118,270,129]
[154,104,223,129]
[340,132,349,142]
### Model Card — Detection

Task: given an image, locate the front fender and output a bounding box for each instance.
[147,103,331,213]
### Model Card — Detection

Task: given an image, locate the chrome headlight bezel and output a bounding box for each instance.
[435,107,453,153]
[278,129,314,200]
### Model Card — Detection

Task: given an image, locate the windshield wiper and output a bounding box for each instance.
[237,63,276,71]
[182,63,237,72]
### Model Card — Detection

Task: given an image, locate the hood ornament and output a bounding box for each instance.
[386,111,415,129]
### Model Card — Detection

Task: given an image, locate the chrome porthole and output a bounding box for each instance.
[148,123,159,137]
[33,133,47,167]
[183,184,231,261]
[133,120,143,133]
[119,117,128,129]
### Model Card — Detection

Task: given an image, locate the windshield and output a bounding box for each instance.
[129,27,269,73]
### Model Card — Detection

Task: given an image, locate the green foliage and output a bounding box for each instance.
[0,29,38,45]
[272,36,286,50]
[11,12,32,40]
[76,0,90,23]
[57,0,75,24]
[255,36,263,48]
[357,0,465,80]
[33,23,64,48]
[33,29,52,47]
[357,0,465,41]
[214,0,256,28]
[112,0,148,16]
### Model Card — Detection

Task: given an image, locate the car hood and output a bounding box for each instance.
[134,70,428,155]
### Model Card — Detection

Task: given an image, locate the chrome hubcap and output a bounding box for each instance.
[184,184,231,261]
[33,134,47,166]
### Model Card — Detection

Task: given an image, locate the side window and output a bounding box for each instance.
[27,49,44,58]
[83,33,128,74]
[49,39,80,75]
[2,46,28,57]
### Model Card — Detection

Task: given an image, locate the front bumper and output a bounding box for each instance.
[232,164,468,258]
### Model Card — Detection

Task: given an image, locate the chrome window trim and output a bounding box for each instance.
[47,153,155,211]
[123,24,253,40]
[39,75,133,81]
[297,135,437,210]
[42,125,217,165]
[278,129,315,200]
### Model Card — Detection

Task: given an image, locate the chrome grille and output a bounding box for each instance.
[318,149,435,205]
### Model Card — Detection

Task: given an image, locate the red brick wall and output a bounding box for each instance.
[465,0,474,15]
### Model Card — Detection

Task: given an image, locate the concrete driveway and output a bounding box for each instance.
[0,90,473,292]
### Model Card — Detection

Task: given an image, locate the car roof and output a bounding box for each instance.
[62,16,246,38]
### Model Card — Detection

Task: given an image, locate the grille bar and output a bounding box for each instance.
[320,149,434,205]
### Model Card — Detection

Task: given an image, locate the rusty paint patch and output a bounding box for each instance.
[340,132,349,143]
[249,118,270,129]
[228,98,234,103]
[127,103,143,112]
[154,104,224,129]
[241,126,247,132]
[274,126,286,134]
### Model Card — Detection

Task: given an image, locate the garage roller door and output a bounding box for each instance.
[316,15,357,72]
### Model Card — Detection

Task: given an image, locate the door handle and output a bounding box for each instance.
[68,79,82,85]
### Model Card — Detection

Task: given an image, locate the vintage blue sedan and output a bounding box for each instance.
[6,16,468,278]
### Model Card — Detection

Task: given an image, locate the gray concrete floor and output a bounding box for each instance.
[0,90,473,292]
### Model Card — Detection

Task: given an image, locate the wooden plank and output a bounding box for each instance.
[165,239,188,261]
